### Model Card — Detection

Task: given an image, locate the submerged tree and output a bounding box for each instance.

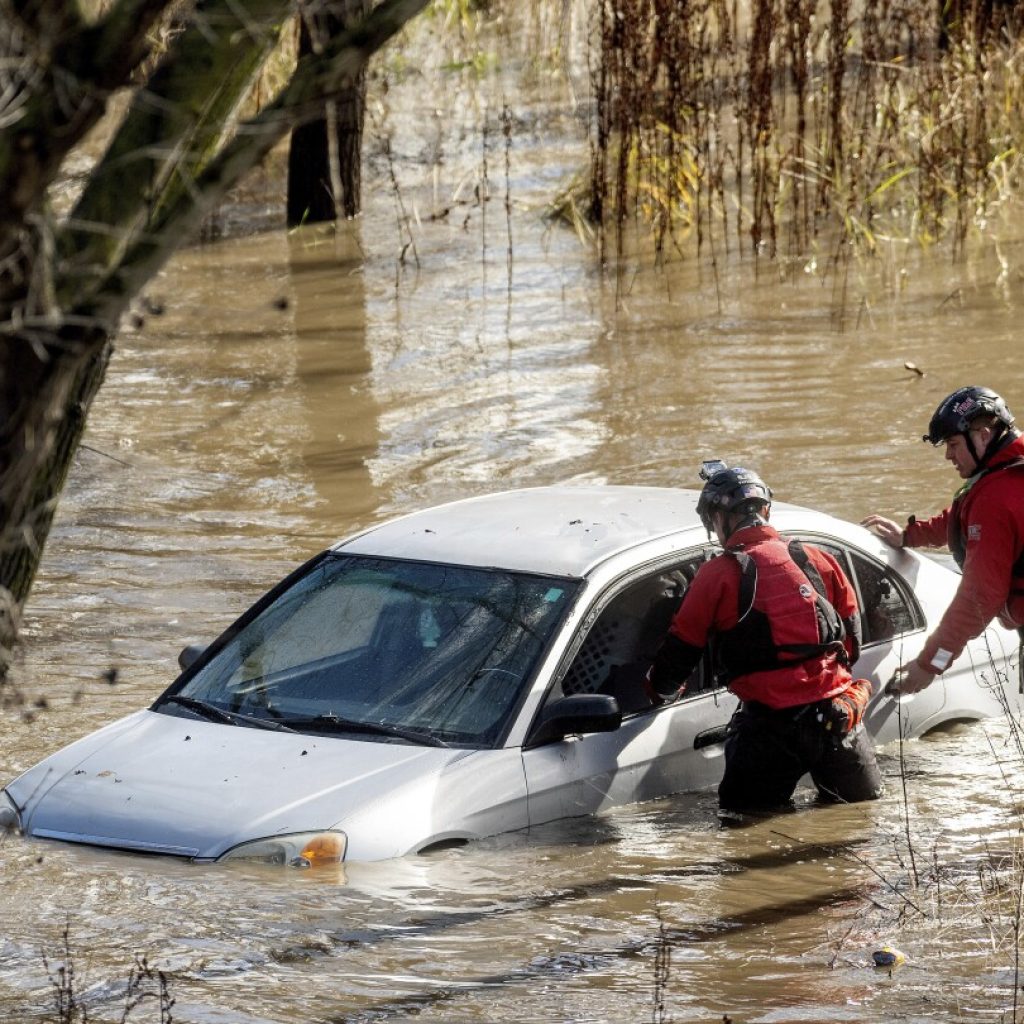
[0,0,428,673]
[287,0,372,224]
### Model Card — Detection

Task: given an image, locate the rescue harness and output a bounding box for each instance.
[715,539,848,684]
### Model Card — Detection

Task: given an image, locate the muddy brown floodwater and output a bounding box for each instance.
[4,9,1024,1023]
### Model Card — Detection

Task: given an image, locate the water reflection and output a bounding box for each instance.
[287,225,381,531]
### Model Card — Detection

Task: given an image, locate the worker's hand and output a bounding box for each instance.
[826,677,873,733]
[886,661,937,696]
[860,514,904,548]
[643,676,665,707]
[644,667,685,707]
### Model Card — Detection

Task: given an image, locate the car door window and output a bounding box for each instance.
[551,554,713,716]
[848,550,923,644]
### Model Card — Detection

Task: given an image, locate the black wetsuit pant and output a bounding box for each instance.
[718,699,884,811]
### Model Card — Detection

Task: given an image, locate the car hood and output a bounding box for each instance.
[7,710,472,860]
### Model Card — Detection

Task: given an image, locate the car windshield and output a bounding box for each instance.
[158,555,579,747]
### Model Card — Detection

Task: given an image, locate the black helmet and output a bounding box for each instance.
[696,464,772,533]
[923,386,1015,445]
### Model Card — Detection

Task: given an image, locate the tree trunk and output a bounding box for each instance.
[0,332,111,666]
[287,0,371,225]
[0,0,429,671]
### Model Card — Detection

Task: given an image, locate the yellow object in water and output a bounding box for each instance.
[872,946,906,968]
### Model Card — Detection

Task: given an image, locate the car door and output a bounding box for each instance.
[521,550,737,826]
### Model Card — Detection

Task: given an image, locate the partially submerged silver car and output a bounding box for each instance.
[2,486,1019,864]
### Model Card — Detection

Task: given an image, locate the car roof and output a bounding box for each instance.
[336,484,807,577]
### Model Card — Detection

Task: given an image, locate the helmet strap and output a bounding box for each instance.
[965,430,984,470]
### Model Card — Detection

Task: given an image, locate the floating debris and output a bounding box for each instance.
[904,361,926,377]
[872,945,906,968]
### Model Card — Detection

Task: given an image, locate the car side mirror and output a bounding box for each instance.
[526,693,622,747]
[178,644,206,671]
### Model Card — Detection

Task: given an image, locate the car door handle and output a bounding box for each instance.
[693,725,729,750]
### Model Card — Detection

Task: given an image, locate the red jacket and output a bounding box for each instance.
[663,524,860,709]
[904,433,1024,673]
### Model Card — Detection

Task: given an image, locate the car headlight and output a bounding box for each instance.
[218,831,347,868]
[0,792,23,834]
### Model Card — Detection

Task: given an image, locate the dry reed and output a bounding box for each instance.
[572,0,1024,268]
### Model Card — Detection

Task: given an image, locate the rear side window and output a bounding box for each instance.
[848,551,923,644]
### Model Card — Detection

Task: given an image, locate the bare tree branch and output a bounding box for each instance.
[8,0,87,43]
[80,0,429,329]
[79,0,181,90]
[0,0,170,244]
[58,0,289,310]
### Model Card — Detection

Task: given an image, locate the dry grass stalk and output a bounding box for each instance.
[572,0,1024,268]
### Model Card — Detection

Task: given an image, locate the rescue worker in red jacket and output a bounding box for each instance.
[647,462,883,811]
[862,386,1024,695]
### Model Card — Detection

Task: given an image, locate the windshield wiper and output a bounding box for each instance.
[159,694,234,723]
[158,695,295,732]
[281,713,449,747]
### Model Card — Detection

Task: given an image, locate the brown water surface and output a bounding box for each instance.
[4,11,1024,1022]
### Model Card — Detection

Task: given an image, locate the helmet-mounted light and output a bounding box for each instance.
[699,458,729,482]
